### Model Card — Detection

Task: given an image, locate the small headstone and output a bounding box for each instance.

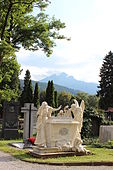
[3,101,19,139]
[99,125,113,143]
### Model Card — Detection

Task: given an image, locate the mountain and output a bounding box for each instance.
[20,79,78,95]
[40,73,98,94]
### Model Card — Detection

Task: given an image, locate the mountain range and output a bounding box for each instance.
[40,73,98,94]
[20,79,78,95]
[20,72,98,95]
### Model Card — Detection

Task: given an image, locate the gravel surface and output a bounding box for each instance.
[0,151,113,170]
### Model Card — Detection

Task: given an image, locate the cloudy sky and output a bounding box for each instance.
[16,0,113,83]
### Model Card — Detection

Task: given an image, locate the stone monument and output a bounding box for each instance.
[3,101,19,139]
[99,125,113,143]
[21,103,37,141]
[32,100,89,157]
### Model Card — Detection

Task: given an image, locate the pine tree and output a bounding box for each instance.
[40,91,46,105]
[27,80,34,103]
[54,91,58,108]
[46,80,51,105]
[46,80,55,107]
[50,80,55,107]
[98,51,113,110]
[34,82,40,108]
[21,70,33,105]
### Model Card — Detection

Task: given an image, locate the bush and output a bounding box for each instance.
[92,140,113,149]
[83,137,99,145]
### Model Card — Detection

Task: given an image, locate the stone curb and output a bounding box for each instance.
[21,159,113,166]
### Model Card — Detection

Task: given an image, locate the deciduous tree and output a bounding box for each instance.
[0,55,20,103]
[0,0,67,64]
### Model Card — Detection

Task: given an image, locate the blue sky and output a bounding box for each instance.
[16,0,113,83]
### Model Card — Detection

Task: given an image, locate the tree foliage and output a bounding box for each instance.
[21,69,34,105]
[46,80,51,105]
[34,82,40,108]
[0,55,20,103]
[0,0,67,64]
[40,90,46,105]
[97,51,113,110]
[58,91,72,108]
[54,91,58,108]
[27,79,34,103]
[46,80,55,107]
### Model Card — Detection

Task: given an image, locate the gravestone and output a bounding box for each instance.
[99,125,113,143]
[3,101,19,139]
[21,103,37,141]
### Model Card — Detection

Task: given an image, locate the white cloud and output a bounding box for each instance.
[17,0,113,83]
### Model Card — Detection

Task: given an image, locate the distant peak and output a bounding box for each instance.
[60,72,67,76]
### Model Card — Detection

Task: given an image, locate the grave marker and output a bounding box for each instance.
[3,101,19,139]
[21,103,37,141]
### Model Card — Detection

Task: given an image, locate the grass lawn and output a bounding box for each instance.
[0,140,113,163]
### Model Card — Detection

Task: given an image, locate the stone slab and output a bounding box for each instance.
[29,150,79,159]
[10,142,33,149]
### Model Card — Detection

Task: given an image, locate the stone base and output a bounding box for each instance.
[30,145,89,159]
[33,145,62,153]
[30,150,82,159]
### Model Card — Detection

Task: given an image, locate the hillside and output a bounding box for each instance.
[20,79,79,95]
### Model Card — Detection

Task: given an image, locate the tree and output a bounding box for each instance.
[58,91,72,108]
[0,0,67,65]
[27,79,34,103]
[97,51,113,110]
[34,82,40,108]
[46,80,55,106]
[46,80,51,105]
[54,91,58,108]
[21,69,33,105]
[76,92,89,108]
[40,90,46,105]
[49,80,55,107]
[0,55,20,103]
[87,95,99,109]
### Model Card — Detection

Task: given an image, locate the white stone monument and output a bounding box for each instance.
[33,100,89,156]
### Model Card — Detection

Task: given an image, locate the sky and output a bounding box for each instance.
[16,0,113,83]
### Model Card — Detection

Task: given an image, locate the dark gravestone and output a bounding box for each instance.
[3,101,19,139]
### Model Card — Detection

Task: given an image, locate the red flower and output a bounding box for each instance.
[28,137,36,144]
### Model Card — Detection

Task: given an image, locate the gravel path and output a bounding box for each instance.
[0,151,113,170]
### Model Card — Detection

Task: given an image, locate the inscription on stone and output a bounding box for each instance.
[8,106,15,113]
[59,128,68,136]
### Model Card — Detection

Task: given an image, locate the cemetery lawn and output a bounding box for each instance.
[0,140,113,164]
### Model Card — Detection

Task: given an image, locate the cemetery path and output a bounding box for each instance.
[0,151,113,170]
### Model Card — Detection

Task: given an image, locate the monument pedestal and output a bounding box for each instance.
[31,145,88,158]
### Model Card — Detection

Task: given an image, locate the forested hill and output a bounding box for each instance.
[20,79,79,95]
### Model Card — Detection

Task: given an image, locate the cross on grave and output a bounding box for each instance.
[21,103,37,141]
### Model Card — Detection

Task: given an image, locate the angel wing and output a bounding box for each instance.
[80,100,85,112]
